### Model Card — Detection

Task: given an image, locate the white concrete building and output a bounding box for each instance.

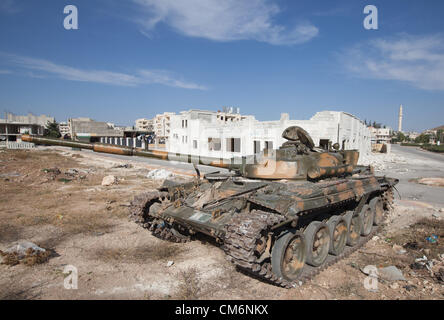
[168,110,372,160]
[135,118,154,131]
[370,127,392,144]
[154,112,175,141]
[59,122,70,137]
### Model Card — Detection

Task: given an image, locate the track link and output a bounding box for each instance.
[223,188,395,288]
[129,191,189,243]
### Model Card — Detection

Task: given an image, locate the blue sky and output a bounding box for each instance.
[1,0,443,131]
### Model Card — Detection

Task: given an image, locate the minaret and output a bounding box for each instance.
[398,104,403,132]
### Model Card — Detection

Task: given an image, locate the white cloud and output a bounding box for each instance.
[0,0,20,14]
[0,70,12,74]
[343,34,444,91]
[1,53,206,90]
[133,0,318,45]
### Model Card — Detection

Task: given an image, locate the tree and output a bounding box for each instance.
[415,134,430,144]
[44,120,61,138]
[396,132,407,142]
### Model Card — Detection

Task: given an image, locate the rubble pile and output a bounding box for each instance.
[359,152,407,172]
[146,169,174,180]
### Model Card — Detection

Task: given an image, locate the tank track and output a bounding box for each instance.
[223,188,395,288]
[129,191,189,243]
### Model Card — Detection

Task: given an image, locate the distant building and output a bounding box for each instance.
[68,118,122,142]
[168,109,371,159]
[154,112,175,142]
[0,112,54,143]
[135,118,154,132]
[59,121,70,137]
[370,127,392,144]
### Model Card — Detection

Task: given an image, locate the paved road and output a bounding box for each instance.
[379,144,444,208]
[391,144,444,163]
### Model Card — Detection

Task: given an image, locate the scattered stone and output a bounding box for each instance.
[440,208,444,213]
[404,242,419,250]
[372,236,380,241]
[390,283,399,290]
[378,266,406,281]
[432,213,440,219]
[65,168,79,176]
[146,169,174,180]
[102,175,117,186]
[114,163,133,169]
[403,284,417,291]
[393,244,407,254]
[167,260,174,267]
[43,167,61,180]
[0,241,50,266]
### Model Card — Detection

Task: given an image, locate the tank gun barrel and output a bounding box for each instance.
[21,134,242,170]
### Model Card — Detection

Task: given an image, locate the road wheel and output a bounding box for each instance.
[359,204,374,236]
[369,196,384,225]
[344,211,362,246]
[327,216,347,256]
[304,221,330,267]
[271,230,306,281]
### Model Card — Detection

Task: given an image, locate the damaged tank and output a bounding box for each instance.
[22,127,398,287]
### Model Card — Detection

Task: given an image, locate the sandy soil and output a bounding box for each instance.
[0,148,443,300]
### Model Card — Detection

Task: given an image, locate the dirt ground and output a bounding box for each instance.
[0,148,443,300]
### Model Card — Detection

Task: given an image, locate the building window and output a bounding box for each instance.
[193,140,197,149]
[319,139,330,150]
[226,138,241,153]
[185,120,188,128]
[254,141,261,154]
[265,141,273,150]
[208,138,221,151]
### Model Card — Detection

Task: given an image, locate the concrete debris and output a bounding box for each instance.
[167,261,174,267]
[146,169,174,180]
[358,152,407,172]
[390,283,399,289]
[102,175,117,186]
[412,256,434,272]
[378,266,406,281]
[5,241,46,258]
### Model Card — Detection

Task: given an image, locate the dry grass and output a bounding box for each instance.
[92,242,184,263]
[389,218,444,259]
[0,248,51,266]
[173,267,202,300]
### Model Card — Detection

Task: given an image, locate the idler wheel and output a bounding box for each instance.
[326,216,348,256]
[304,221,330,267]
[359,204,374,236]
[271,230,306,281]
[344,210,362,246]
[369,197,384,226]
